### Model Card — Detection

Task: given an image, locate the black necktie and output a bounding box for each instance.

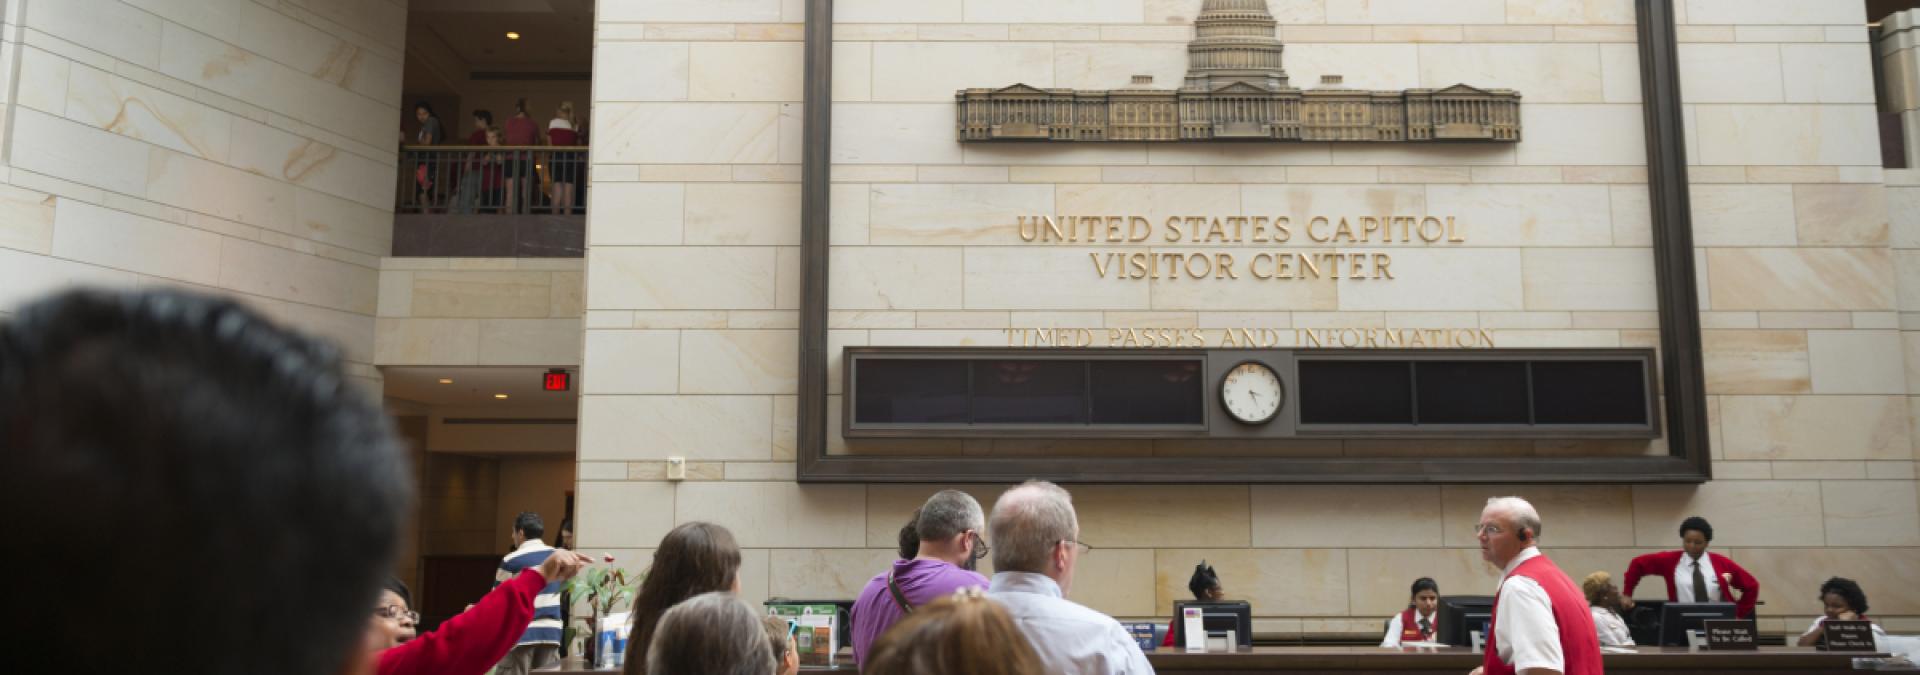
[1691,560,1709,602]
[1418,617,1432,638]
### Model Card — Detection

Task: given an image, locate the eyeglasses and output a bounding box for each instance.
[1473,523,1506,536]
[1061,539,1092,555]
[968,530,991,561]
[374,606,420,623]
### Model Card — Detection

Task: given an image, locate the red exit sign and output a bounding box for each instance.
[543,369,571,392]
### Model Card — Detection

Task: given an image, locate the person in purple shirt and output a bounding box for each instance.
[850,490,991,665]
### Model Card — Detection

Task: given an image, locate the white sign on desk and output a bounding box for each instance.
[1183,606,1207,652]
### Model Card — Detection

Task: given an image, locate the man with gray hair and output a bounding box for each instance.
[1470,497,1601,675]
[849,490,990,665]
[987,481,1153,675]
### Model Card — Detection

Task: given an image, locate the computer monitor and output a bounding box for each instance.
[1657,602,1736,646]
[1168,600,1253,651]
[1436,596,1495,647]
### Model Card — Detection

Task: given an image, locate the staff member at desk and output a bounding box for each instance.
[1161,561,1224,647]
[1382,578,1441,647]
[1469,497,1602,675]
[1797,577,1888,648]
[1622,516,1759,618]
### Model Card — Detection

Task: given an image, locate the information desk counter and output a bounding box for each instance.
[559,645,1887,674]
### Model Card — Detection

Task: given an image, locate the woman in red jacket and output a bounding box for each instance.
[1622,516,1759,618]
[369,549,592,675]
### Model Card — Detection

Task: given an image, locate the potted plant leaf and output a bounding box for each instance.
[564,565,640,669]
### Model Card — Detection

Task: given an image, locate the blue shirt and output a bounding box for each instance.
[497,540,564,646]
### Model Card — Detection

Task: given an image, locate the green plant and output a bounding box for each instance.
[564,565,641,664]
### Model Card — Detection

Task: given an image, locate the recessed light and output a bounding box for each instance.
[438,378,454,385]
[494,393,510,399]
[505,31,521,40]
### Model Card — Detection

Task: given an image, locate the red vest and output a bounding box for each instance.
[1484,554,1605,675]
[1399,608,1434,643]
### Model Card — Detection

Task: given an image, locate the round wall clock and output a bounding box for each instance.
[1221,361,1283,425]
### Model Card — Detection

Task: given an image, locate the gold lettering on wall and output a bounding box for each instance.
[1003,328,1495,349]
[1015,214,1462,282]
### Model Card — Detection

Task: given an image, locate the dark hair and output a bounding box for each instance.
[624,522,743,674]
[645,593,772,675]
[474,109,494,125]
[414,100,436,118]
[1820,577,1869,615]
[0,288,410,675]
[897,508,922,559]
[515,511,545,540]
[863,592,1047,675]
[1410,577,1439,599]
[1679,516,1713,541]
[515,97,529,115]
[384,576,413,609]
[1188,561,1220,600]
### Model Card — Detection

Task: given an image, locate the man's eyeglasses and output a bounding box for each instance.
[1062,539,1092,555]
[374,606,420,623]
[1474,523,1506,536]
[968,530,991,561]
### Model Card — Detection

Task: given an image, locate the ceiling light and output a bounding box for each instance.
[494,393,510,399]
[505,31,521,40]
[438,378,454,384]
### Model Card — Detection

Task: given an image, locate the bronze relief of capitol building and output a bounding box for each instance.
[957,0,1521,143]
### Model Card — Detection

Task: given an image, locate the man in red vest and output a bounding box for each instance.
[1468,497,1604,675]
[1621,516,1759,618]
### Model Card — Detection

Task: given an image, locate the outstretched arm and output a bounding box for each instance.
[378,551,591,675]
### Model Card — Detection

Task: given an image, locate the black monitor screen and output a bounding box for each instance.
[1436,595,1495,647]
[1298,360,1413,424]
[853,359,969,424]
[1168,600,1253,650]
[1657,602,1736,646]
[1088,360,1204,425]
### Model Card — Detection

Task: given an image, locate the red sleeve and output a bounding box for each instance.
[1623,551,1666,597]
[1713,554,1760,619]
[377,569,548,675]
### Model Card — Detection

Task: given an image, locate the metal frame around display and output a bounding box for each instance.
[795,0,1709,483]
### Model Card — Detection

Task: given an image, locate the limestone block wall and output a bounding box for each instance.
[580,0,1920,633]
[374,257,585,366]
[0,0,405,387]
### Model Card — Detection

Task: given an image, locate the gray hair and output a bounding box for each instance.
[989,481,1078,573]
[917,490,986,542]
[645,592,774,675]
[1484,496,1543,540]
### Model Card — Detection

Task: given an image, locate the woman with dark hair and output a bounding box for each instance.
[1797,577,1888,647]
[623,522,744,674]
[864,589,1047,675]
[411,101,445,210]
[1582,571,1633,646]
[1381,577,1441,647]
[643,592,772,675]
[1623,516,1759,617]
[1161,561,1226,647]
[897,508,922,559]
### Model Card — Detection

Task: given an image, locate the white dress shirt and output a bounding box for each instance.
[1381,610,1438,647]
[1672,553,1720,603]
[1590,606,1634,646]
[988,571,1155,675]
[1492,547,1564,673]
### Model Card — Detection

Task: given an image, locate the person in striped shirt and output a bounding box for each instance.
[495,512,565,675]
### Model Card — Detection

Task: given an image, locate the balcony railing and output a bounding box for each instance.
[393,145,588,258]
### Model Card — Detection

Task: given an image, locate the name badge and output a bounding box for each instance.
[1702,620,1756,651]
[1822,621,1877,652]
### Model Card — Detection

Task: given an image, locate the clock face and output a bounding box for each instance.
[1221,361,1283,424]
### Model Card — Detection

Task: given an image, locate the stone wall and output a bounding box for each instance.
[581,0,1919,633]
[0,0,405,387]
[375,257,585,366]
